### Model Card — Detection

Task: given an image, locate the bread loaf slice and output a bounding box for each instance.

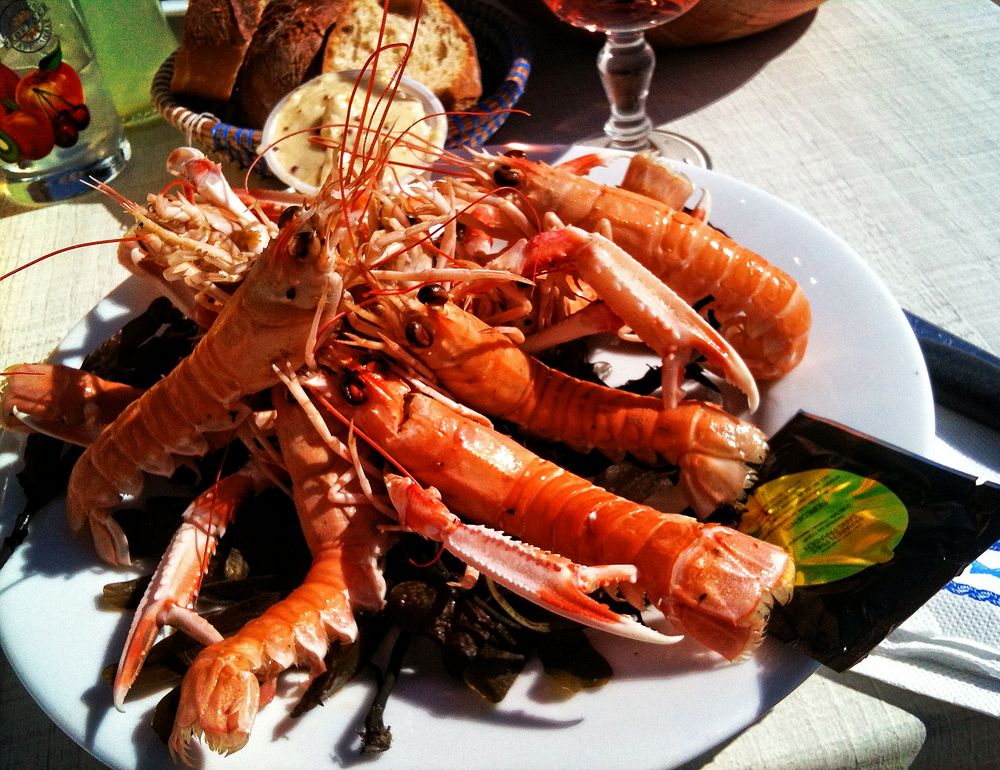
[170,0,268,101]
[321,0,482,111]
[235,0,350,128]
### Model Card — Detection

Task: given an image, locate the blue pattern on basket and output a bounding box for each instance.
[211,123,259,169]
[447,0,532,148]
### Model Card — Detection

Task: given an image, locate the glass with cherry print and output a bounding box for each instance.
[0,0,130,204]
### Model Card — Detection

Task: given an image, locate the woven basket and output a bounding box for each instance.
[152,0,531,170]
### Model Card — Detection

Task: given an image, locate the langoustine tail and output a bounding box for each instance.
[641,523,795,661]
[168,556,363,761]
[169,381,391,761]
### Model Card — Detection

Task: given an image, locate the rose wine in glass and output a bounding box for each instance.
[542,0,708,166]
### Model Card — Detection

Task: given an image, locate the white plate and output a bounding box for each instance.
[0,149,935,770]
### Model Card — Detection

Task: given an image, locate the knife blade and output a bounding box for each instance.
[904,310,1000,433]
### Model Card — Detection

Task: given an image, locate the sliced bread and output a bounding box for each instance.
[170,0,268,101]
[321,0,482,112]
[234,0,350,128]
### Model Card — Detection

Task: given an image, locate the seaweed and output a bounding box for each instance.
[81,296,201,387]
[379,536,614,708]
[0,434,81,570]
[1,297,201,569]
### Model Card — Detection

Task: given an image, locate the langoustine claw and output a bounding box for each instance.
[166,147,272,253]
[461,150,812,380]
[1,363,143,446]
[506,225,760,411]
[113,464,268,710]
[383,473,673,645]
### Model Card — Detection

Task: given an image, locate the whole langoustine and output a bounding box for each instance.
[460,152,812,380]
[314,364,794,661]
[352,291,767,516]
[66,209,341,566]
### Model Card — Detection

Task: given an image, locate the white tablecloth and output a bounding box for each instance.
[2,0,999,767]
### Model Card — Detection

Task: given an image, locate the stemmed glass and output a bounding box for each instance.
[541,0,707,167]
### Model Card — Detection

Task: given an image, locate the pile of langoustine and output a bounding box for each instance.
[0,103,812,761]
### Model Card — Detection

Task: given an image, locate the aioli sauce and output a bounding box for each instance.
[264,71,446,191]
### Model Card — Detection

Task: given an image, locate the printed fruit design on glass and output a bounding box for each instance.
[0,42,91,163]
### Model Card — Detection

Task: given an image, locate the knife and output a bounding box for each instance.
[904,310,1000,433]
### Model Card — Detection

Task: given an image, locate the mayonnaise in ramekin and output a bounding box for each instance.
[261,69,447,195]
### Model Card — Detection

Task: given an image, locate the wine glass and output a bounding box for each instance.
[541,0,708,167]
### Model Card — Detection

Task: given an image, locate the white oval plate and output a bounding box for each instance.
[0,148,934,770]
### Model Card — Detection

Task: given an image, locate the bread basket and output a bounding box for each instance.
[152,0,531,170]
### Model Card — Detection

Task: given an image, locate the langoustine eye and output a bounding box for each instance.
[287,229,323,261]
[277,205,302,229]
[492,164,521,187]
[340,372,368,404]
[417,283,449,306]
[405,319,433,348]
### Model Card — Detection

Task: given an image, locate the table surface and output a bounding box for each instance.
[1,0,998,768]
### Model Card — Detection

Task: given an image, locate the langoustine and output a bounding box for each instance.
[66,205,342,566]
[350,291,767,516]
[309,361,794,661]
[454,150,812,380]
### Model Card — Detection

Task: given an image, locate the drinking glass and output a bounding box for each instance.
[0,0,130,204]
[79,0,178,127]
[541,0,707,166]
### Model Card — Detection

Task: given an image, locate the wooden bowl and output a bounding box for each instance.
[515,0,826,47]
[649,0,826,46]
